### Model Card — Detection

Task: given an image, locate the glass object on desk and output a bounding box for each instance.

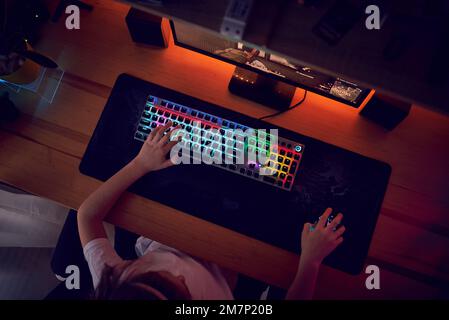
[0,66,64,104]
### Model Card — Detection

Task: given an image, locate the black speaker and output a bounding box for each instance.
[360,93,411,130]
[125,8,171,48]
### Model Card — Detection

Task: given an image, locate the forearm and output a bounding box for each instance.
[79,160,145,220]
[77,122,178,246]
[286,258,321,300]
[287,209,344,299]
[78,160,146,246]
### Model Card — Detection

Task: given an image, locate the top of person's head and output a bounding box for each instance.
[93,260,192,300]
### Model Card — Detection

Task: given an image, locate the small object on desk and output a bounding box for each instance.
[360,93,411,130]
[125,8,171,48]
[0,1,56,83]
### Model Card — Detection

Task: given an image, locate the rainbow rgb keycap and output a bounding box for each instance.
[134,95,305,191]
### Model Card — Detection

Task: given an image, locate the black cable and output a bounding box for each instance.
[258,90,308,121]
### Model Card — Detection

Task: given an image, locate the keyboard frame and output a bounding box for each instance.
[134,95,305,191]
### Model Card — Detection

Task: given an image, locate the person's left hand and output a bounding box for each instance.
[131,121,181,174]
[300,208,345,266]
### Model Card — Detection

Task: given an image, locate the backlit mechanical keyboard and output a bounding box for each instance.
[134,95,305,191]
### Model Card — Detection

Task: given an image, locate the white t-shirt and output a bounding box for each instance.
[83,237,234,300]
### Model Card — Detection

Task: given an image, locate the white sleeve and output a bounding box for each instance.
[83,238,123,288]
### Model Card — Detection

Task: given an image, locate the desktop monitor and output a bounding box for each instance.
[171,19,371,110]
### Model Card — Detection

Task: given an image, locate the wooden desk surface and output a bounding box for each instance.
[1,1,448,299]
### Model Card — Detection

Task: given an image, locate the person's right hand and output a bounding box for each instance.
[300,208,345,266]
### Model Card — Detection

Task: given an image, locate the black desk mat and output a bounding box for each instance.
[80,74,391,275]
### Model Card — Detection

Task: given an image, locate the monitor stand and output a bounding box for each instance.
[228,67,296,110]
